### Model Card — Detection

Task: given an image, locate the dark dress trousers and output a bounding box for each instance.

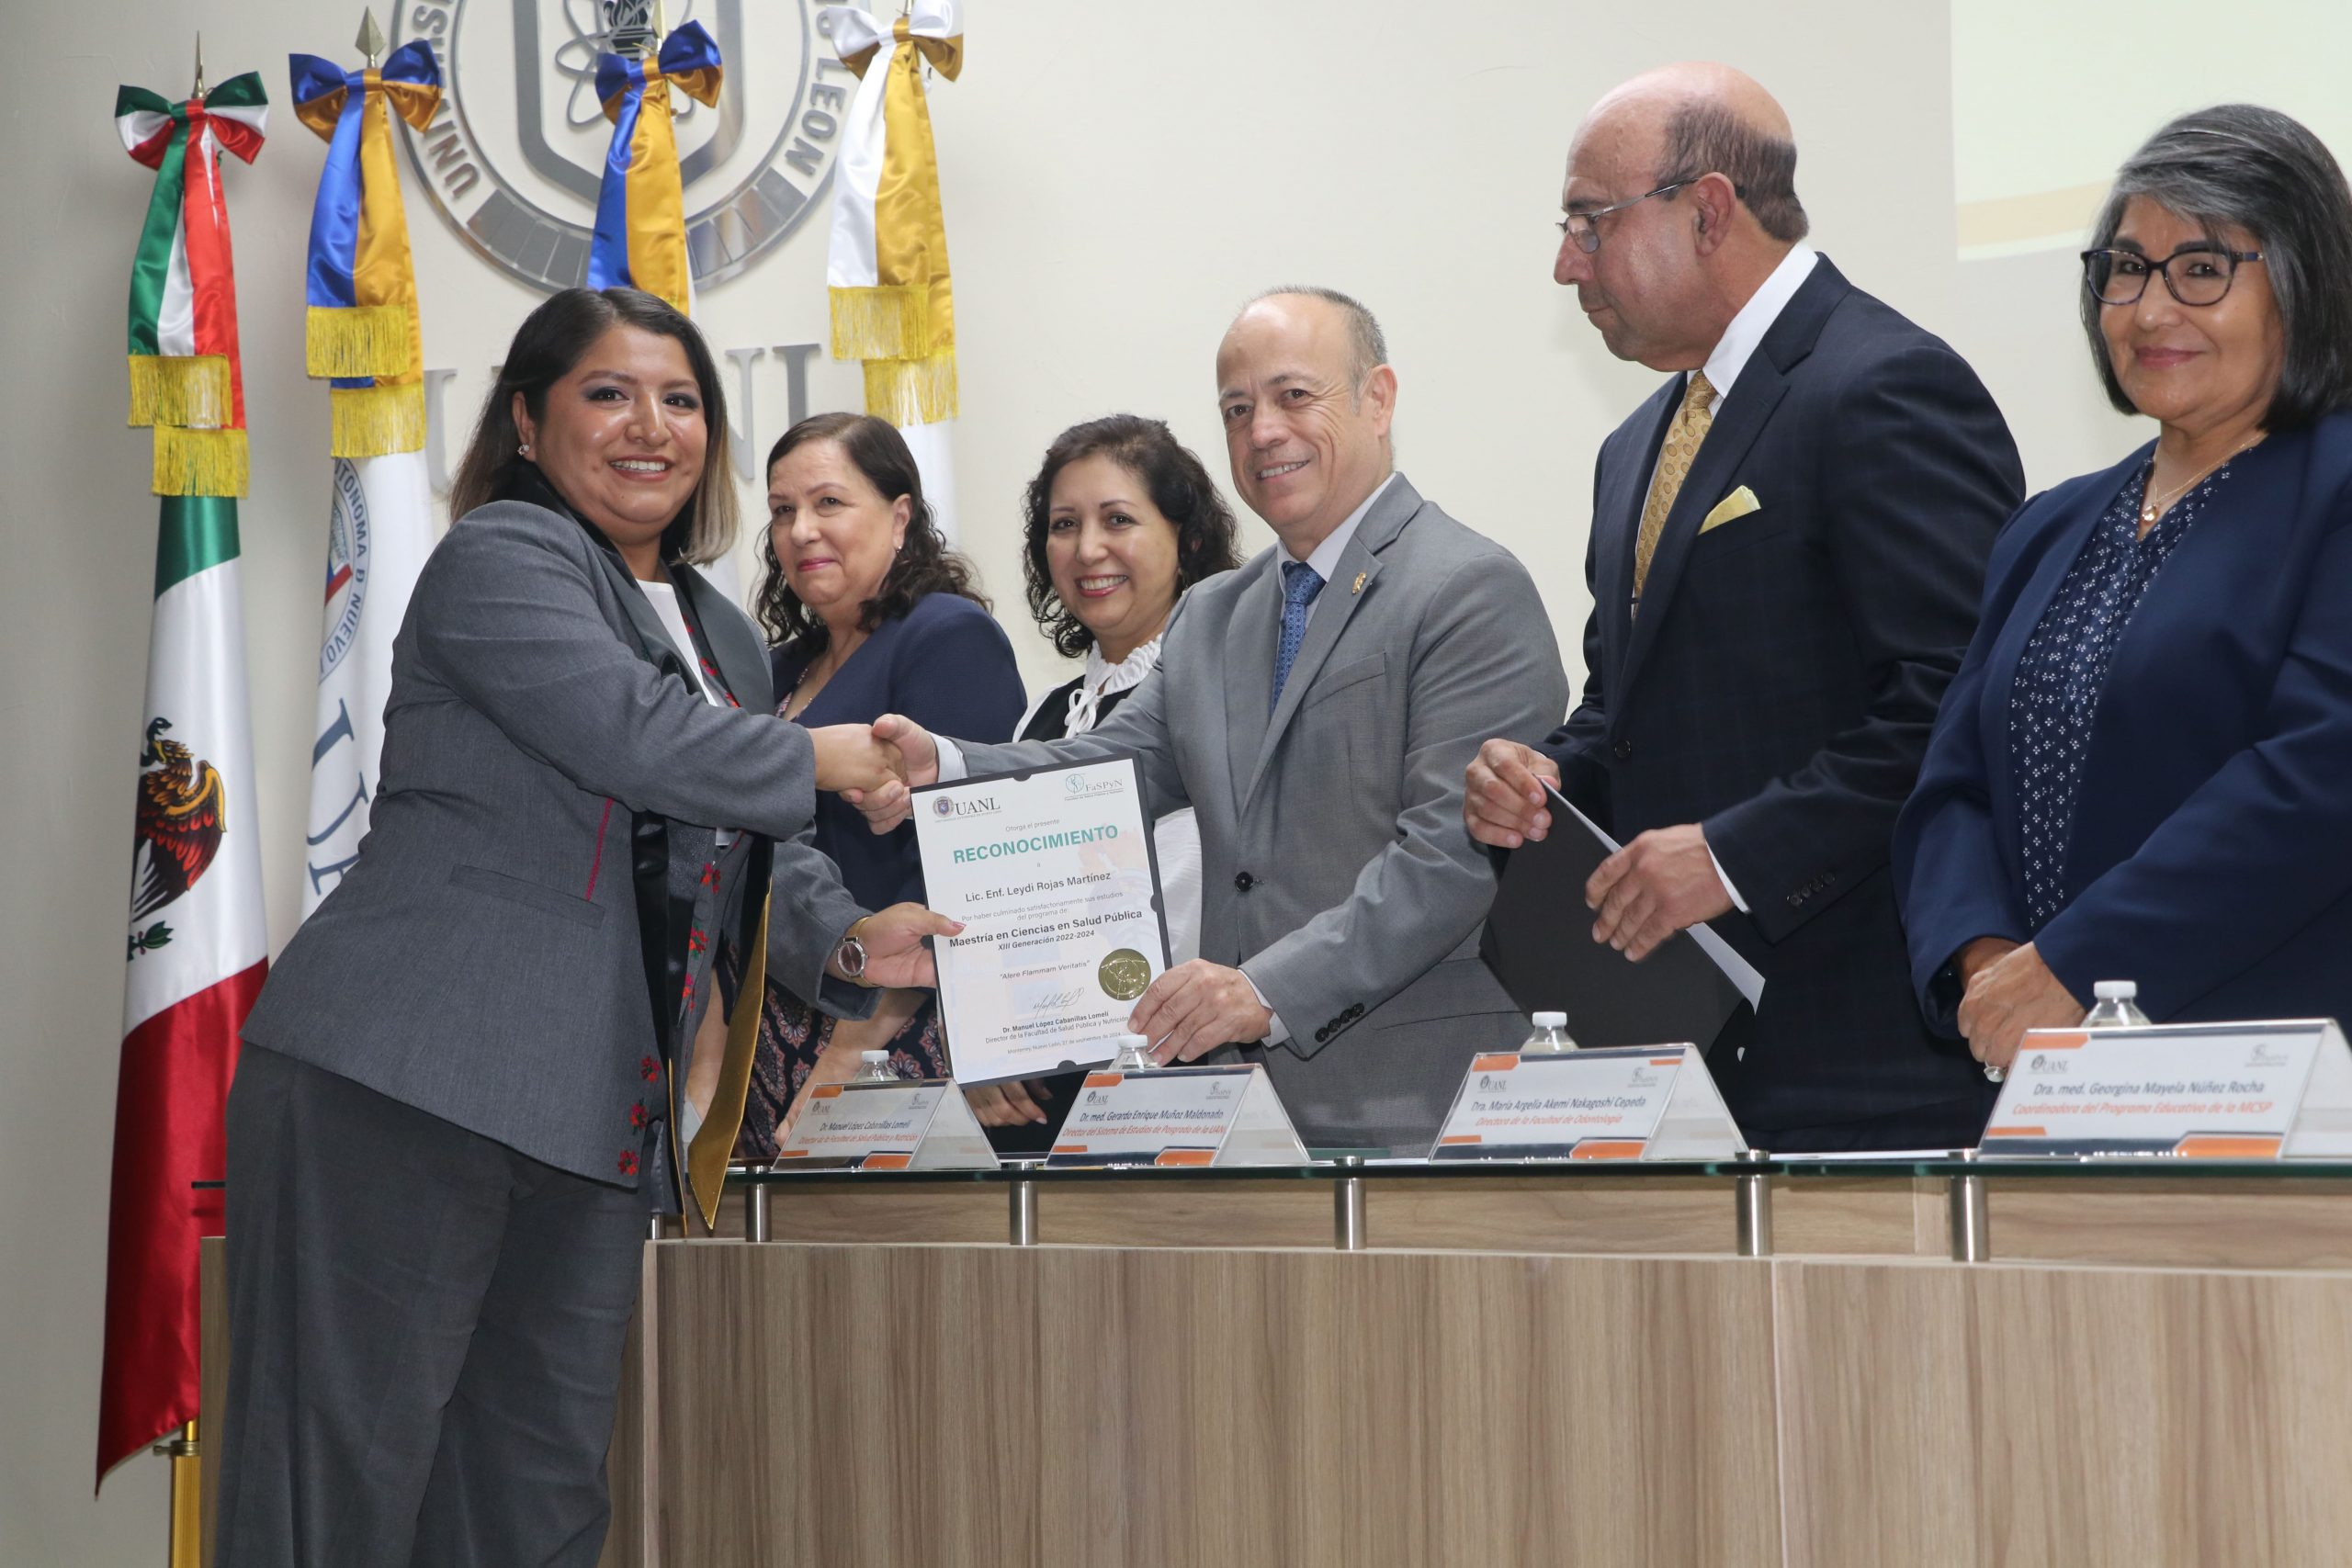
[1542,256,2025,1149]
[220,484,836,1568]
[1896,413,2352,1032]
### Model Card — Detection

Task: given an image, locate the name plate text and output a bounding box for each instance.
[1980,1020,2352,1158]
[1431,1044,1744,1161]
[774,1078,997,1170]
[1047,1064,1307,1168]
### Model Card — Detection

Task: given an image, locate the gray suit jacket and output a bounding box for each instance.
[244,498,865,1191]
[955,475,1568,1150]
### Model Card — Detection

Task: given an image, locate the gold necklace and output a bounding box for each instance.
[2141,433,2264,527]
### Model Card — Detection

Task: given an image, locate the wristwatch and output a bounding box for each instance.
[834,917,873,987]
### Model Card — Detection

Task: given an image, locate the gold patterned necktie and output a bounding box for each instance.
[1631,369,1716,613]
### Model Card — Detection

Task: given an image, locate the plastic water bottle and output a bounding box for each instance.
[1520,1010,1577,1055]
[1109,1032,1156,1072]
[851,1049,899,1084]
[2081,980,2153,1029]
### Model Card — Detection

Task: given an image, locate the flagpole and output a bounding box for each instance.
[145,41,213,1568]
[152,1418,200,1567]
[136,40,213,1568]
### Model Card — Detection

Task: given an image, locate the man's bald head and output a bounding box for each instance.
[1555,63,1810,368]
[1577,62,1808,243]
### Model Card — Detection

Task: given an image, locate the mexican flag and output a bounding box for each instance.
[99,74,270,1485]
[101,498,270,1483]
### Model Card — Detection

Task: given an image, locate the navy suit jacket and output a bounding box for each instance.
[1543,255,2024,1136]
[1896,412,2352,1032]
[774,592,1024,913]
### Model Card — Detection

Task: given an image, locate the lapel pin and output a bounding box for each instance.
[1351,571,1366,595]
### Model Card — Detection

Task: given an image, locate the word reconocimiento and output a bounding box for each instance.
[951,826,1121,864]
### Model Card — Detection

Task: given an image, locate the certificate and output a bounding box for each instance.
[912,755,1170,1085]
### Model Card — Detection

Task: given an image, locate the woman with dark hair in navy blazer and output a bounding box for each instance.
[733,412,1024,1153]
[1896,105,2352,1084]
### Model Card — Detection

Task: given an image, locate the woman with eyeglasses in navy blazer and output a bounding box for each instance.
[1896,105,2352,1080]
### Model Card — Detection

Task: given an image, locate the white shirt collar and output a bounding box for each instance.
[1063,630,1166,736]
[1289,470,1400,586]
[1694,244,1818,402]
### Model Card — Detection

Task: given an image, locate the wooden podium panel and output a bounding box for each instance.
[1982,1178,2352,1270]
[653,1245,1781,1568]
[190,1169,2352,1568]
[1776,1258,2352,1568]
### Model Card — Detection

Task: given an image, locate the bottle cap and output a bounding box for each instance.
[860,1049,889,1064]
[1115,1032,1150,1052]
[1532,1011,1567,1029]
[2093,981,2137,1001]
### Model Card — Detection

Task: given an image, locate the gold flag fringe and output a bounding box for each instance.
[863,350,958,426]
[830,284,933,362]
[329,381,426,459]
[152,426,250,498]
[127,355,230,430]
[306,304,413,379]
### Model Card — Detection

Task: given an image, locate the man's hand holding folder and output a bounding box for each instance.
[1471,739,1762,1050]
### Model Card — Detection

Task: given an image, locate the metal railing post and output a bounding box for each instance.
[1334,1156,1368,1251]
[1949,1149,1991,1263]
[1734,1149,1773,1258]
[1009,1163,1039,1247]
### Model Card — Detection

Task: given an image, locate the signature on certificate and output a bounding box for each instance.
[1023,985,1089,1014]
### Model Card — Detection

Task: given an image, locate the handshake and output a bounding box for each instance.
[807,713,942,834]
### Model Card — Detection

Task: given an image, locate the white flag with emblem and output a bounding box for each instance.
[304,452,434,913]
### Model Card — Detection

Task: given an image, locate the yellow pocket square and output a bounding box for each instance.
[1699,485,1761,534]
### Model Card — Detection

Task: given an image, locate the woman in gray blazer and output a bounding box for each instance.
[213,288,951,1568]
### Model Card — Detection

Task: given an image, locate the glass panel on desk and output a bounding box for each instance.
[734,1155,2352,1186]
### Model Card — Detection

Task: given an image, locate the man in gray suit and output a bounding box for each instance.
[866,288,1568,1151]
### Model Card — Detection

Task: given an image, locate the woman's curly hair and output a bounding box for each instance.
[1021,415,1243,658]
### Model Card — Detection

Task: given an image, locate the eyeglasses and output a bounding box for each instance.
[1556,180,1694,254]
[2081,245,2265,307]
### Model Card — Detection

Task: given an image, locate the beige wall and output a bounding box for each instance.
[3,0,2314,1558]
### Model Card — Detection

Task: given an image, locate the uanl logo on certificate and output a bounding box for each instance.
[1430,1044,1746,1162]
[1979,1020,2352,1158]
[913,756,1172,1087]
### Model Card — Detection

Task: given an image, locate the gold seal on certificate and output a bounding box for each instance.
[912,756,1171,1086]
[1098,949,1151,1001]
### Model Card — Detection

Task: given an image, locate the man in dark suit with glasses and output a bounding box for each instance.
[1465,62,2026,1152]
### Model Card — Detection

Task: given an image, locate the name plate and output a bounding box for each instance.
[1980,1020,2352,1158]
[1430,1044,1746,1161]
[1046,1064,1308,1168]
[773,1078,999,1170]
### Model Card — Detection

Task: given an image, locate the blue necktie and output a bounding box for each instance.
[1271,560,1326,710]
